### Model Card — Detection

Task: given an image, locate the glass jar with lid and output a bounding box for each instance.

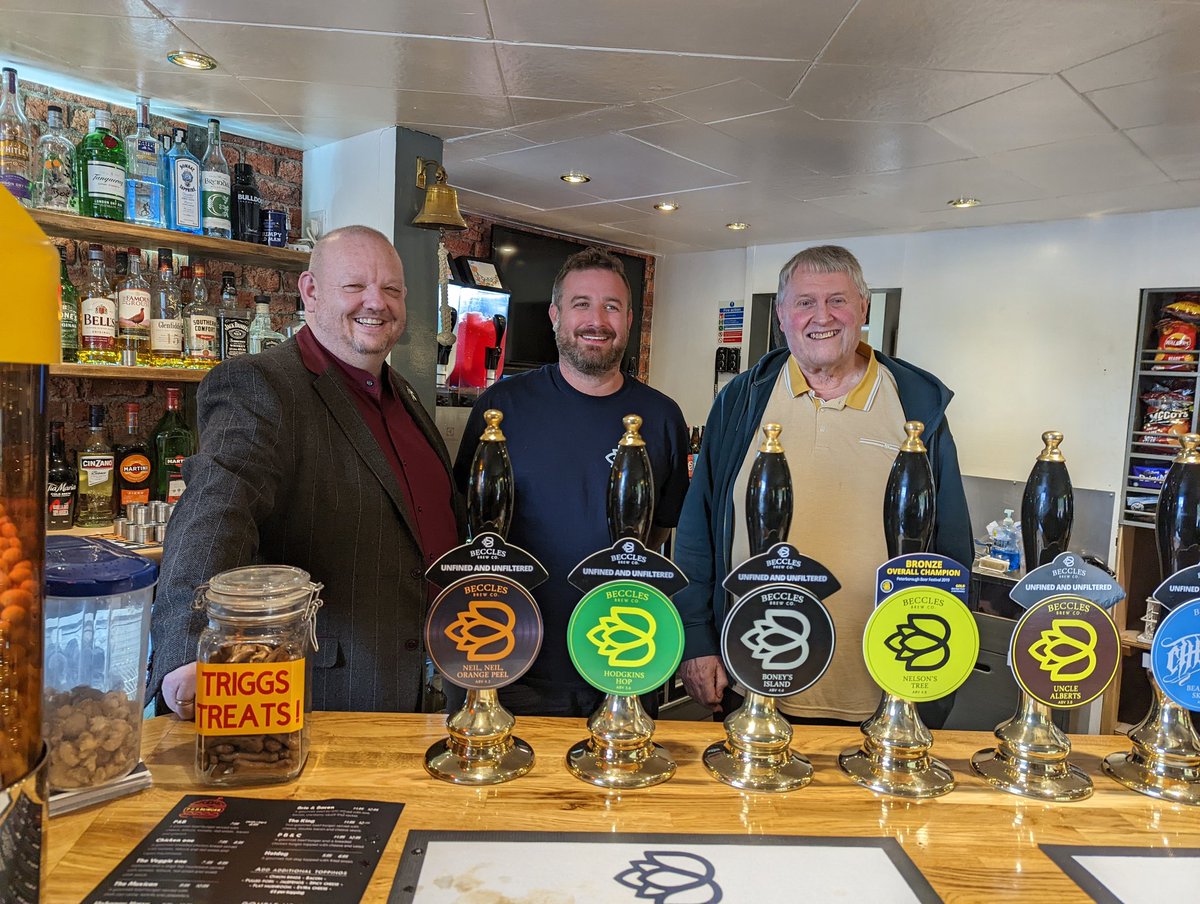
[192,564,322,786]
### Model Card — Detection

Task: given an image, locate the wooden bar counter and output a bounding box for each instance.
[45,714,1200,902]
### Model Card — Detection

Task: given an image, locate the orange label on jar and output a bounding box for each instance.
[195,659,305,736]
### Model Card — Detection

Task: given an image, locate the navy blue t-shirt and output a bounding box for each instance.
[452,364,690,690]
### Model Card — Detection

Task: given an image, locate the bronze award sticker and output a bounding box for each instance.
[862,587,980,701]
[424,574,543,690]
[1010,594,1120,709]
[721,583,836,698]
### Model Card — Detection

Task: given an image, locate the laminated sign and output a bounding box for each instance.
[195,660,306,735]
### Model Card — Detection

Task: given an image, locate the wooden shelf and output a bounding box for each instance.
[49,363,208,382]
[1120,628,1150,652]
[32,209,310,271]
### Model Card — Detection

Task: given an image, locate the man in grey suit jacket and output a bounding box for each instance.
[149,225,465,717]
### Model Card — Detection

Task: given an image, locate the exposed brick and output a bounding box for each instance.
[277,159,302,183]
[244,150,275,178]
[243,266,281,292]
[258,178,300,206]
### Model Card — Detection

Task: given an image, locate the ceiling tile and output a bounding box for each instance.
[444,131,539,162]
[1124,121,1200,180]
[448,160,608,209]
[155,0,492,37]
[805,192,960,231]
[508,97,607,128]
[0,10,202,73]
[241,79,515,128]
[656,80,790,124]
[989,133,1170,194]
[853,158,1044,210]
[928,77,1113,156]
[510,102,678,143]
[479,133,737,201]
[495,43,806,104]
[1062,15,1200,93]
[792,64,1035,123]
[74,69,277,115]
[823,0,1175,73]
[1087,72,1200,130]
[486,0,853,58]
[0,0,155,14]
[710,107,973,176]
[173,21,504,95]
[151,110,302,148]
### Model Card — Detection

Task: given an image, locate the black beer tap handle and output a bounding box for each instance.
[1157,432,1200,578]
[466,409,514,540]
[607,414,655,544]
[1021,430,1073,570]
[745,423,793,558]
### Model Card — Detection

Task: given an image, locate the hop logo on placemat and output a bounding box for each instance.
[1028,619,1097,681]
[740,610,811,670]
[884,613,952,671]
[587,606,657,667]
[445,601,516,661]
[614,851,723,904]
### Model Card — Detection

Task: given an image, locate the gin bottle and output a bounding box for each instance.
[33,104,76,212]
[77,109,126,220]
[165,125,201,234]
[58,246,80,363]
[149,247,184,366]
[248,297,285,354]
[124,95,165,227]
[0,67,32,205]
[200,118,231,238]
[78,243,119,365]
[116,248,151,365]
[183,263,218,366]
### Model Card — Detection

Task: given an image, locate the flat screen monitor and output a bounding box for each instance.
[489,224,646,374]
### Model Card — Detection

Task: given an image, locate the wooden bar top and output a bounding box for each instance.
[45,714,1200,903]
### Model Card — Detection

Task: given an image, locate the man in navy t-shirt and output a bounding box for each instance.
[452,247,690,717]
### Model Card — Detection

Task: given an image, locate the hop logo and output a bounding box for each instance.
[1028,618,1097,681]
[482,536,495,549]
[623,541,637,554]
[740,610,811,670]
[444,601,516,661]
[614,851,722,904]
[587,606,656,667]
[778,546,791,558]
[884,613,951,671]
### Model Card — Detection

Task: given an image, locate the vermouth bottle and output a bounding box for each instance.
[76,404,115,527]
[150,387,196,503]
[113,402,152,516]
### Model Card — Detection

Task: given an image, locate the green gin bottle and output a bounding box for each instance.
[76,109,126,221]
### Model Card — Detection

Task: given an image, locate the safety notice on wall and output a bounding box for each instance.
[718,303,743,344]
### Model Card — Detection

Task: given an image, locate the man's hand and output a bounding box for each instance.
[679,655,728,711]
[162,663,196,720]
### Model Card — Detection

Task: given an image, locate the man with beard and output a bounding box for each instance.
[452,247,690,717]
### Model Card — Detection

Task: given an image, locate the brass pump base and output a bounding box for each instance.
[838,694,954,798]
[424,688,534,785]
[566,693,675,789]
[1102,676,1200,806]
[970,694,1092,802]
[702,692,812,792]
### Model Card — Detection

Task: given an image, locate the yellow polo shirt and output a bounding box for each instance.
[729,344,907,721]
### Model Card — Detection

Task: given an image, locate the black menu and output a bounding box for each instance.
[84,795,403,903]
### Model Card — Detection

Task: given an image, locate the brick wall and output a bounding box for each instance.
[443,212,657,382]
[19,78,304,450]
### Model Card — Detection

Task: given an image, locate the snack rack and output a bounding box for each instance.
[1120,286,1200,529]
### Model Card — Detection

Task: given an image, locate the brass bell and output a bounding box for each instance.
[413,157,468,231]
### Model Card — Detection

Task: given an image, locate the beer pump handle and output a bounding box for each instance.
[466,409,514,540]
[745,423,793,558]
[883,421,936,559]
[607,414,655,544]
[1021,431,1073,570]
[1157,433,1200,579]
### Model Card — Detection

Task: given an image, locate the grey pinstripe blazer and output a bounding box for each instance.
[147,337,465,714]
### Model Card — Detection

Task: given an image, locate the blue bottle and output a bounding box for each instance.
[123,95,165,227]
[164,126,202,235]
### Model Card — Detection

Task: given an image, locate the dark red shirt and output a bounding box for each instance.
[296,327,458,567]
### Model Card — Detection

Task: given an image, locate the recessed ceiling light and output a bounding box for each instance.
[560,171,591,184]
[167,50,218,70]
[653,200,679,212]
[947,196,981,208]
[726,222,749,231]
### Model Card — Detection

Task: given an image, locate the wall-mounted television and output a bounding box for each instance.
[488,224,647,374]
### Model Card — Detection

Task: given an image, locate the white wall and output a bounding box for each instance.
[303,128,398,239]
[650,206,1200,498]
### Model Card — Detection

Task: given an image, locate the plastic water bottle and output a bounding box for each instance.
[994,509,1021,572]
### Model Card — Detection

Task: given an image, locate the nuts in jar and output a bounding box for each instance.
[44,687,139,789]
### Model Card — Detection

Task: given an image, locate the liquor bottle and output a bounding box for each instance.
[150,386,196,503]
[883,421,936,557]
[112,248,128,297]
[33,104,77,212]
[77,243,119,365]
[687,426,701,479]
[284,297,307,339]
[114,402,152,516]
[248,296,285,354]
[47,420,77,530]
[200,118,231,238]
[76,109,127,221]
[164,125,201,234]
[76,404,115,527]
[1021,431,1073,570]
[116,248,150,365]
[183,263,219,366]
[148,247,183,366]
[218,270,250,359]
[179,264,193,308]
[231,162,262,243]
[0,67,32,205]
[58,246,80,363]
[123,94,165,228]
